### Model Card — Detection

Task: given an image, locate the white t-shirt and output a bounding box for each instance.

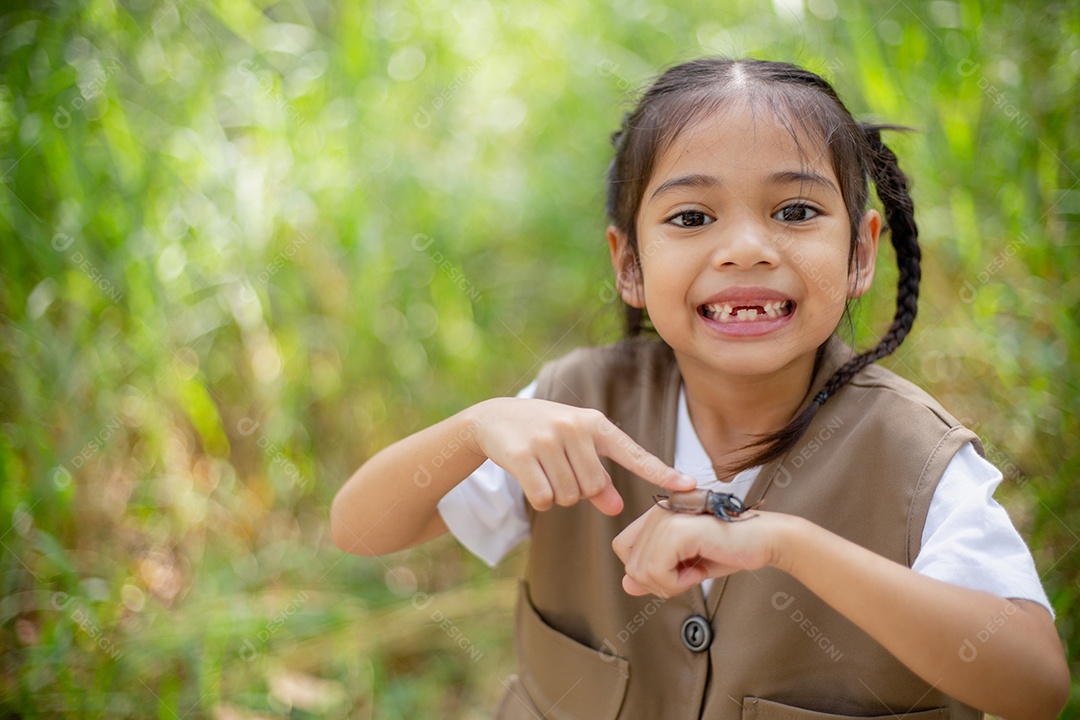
[438,381,1053,615]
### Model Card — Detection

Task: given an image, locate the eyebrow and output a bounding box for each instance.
[767,170,839,194]
[649,173,720,200]
[649,170,839,200]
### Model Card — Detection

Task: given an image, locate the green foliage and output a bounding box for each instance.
[1,0,1077,716]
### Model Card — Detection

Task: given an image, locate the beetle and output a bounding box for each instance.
[653,489,762,522]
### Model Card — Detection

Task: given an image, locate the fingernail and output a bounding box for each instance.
[675,472,696,487]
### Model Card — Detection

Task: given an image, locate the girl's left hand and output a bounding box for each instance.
[612,505,791,598]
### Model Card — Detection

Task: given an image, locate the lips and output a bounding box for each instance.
[696,287,796,336]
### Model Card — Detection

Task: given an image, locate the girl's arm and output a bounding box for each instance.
[331,398,695,557]
[613,509,1069,720]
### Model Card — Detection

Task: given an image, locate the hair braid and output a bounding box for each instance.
[728,125,921,474]
[820,125,920,397]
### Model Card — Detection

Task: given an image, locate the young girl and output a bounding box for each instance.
[331,58,1068,719]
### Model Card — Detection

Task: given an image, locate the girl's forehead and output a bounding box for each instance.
[647,102,838,193]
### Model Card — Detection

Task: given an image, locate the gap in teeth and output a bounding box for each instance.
[703,300,792,322]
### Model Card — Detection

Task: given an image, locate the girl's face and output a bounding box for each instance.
[608,101,880,382]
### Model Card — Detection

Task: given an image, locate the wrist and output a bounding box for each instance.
[766,511,812,576]
[456,401,490,461]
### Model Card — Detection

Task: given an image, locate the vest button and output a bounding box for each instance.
[681,615,712,652]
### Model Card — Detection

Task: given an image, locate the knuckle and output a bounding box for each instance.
[533,433,560,453]
[579,474,607,497]
[578,483,600,499]
[529,489,554,511]
[555,492,580,507]
[552,476,580,506]
[592,411,616,434]
[504,447,532,467]
[549,416,575,434]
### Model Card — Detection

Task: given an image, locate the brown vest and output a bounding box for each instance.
[496,336,983,720]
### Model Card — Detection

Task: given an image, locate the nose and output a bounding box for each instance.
[709,216,780,270]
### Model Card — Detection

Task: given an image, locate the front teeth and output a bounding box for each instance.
[704,300,790,322]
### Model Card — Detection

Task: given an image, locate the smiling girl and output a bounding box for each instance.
[331,58,1068,719]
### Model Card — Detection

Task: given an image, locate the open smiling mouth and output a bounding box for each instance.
[699,300,795,323]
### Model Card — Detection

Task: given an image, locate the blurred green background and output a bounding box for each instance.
[1,0,1077,717]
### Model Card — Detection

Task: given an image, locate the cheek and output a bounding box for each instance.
[637,239,682,294]
[637,229,675,268]
[797,230,852,298]
[799,243,847,277]
[640,256,695,309]
[640,272,678,314]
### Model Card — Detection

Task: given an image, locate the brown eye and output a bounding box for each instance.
[669,210,713,227]
[772,204,820,222]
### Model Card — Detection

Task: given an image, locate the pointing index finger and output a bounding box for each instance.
[595,417,696,491]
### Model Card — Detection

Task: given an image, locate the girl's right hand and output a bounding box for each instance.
[466,398,696,516]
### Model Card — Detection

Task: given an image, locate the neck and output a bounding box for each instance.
[675,349,819,475]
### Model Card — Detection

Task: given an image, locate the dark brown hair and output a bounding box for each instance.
[606,58,920,474]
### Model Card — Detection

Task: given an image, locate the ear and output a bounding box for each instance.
[848,210,881,299]
[606,225,646,309]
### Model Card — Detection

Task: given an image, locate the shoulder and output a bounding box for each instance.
[840,360,983,455]
[848,361,967,428]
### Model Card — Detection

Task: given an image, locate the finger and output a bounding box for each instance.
[622,559,705,599]
[682,557,736,582]
[675,561,710,588]
[612,509,651,562]
[594,420,695,491]
[621,574,653,597]
[622,565,702,599]
[537,453,581,507]
[564,441,622,515]
[514,459,556,512]
[612,513,647,563]
[588,483,623,516]
[623,513,700,590]
[564,440,612,501]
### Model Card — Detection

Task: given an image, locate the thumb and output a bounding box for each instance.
[595,419,695,492]
[621,574,653,597]
[588,482,624,516]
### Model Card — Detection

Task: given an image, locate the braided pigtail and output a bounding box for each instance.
[727,124,921,474]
